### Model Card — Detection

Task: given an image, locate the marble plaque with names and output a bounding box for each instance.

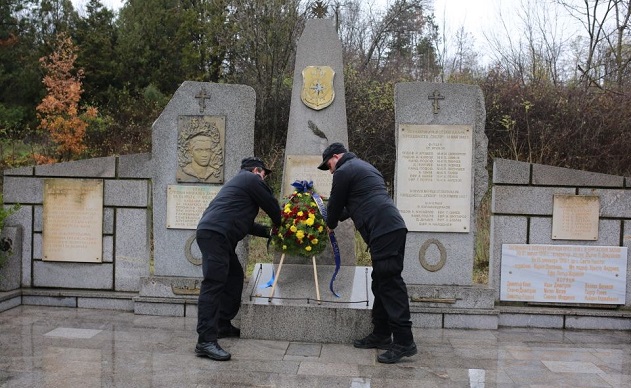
[552,194,599,240]
[166,185,220,229]
[43,178,103,262]
[500,244,627,304]
[283,154,333,197]
[395,124,473,232]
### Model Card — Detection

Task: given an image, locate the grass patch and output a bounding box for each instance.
[473,190,491,284]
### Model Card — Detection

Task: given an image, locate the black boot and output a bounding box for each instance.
[195,341,231,361]
[377,342,417,364]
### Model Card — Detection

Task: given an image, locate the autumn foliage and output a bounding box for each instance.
[35,32,97,164]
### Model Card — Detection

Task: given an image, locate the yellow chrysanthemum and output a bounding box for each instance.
[297,211,303,217]
[310,202,317,207]
[305,218,314,226]
[311,238,318,244]
[282,245,287,250]
[290,225,297,232]
[318,225,324,232]
[305,246,312,251]
[296,230,305,239]
[284,207,291,214]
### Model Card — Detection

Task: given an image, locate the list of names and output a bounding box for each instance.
[395,124,473,232]
[500,244,627,304]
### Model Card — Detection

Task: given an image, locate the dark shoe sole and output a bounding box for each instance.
[377,346,417,364]
[195,348,231,361]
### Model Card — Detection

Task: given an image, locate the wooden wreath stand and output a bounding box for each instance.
[267,253,321,305]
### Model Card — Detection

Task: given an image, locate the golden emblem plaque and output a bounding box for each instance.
[301,66,335,110]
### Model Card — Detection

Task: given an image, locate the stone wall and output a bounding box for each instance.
[490,158,631,309]
[1,153,152,311]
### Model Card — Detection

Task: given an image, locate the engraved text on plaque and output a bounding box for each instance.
[395,124,473,232]
[43,178,103,262]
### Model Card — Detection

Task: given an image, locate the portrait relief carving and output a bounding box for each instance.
[176,115,225,183]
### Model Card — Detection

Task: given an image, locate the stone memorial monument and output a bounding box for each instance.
[394,82,495,327]
[240,11,372,342]
[279,16,355,266]
[135,81,256,316]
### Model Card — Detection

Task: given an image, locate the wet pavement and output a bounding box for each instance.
[1,305,630,387]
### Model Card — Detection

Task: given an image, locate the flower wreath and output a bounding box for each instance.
[271,182,329,258]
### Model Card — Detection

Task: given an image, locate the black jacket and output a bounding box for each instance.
[197,169,281,246]
[326,152,406,246]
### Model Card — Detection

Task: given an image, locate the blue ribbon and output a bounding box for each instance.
[291,180,314,193]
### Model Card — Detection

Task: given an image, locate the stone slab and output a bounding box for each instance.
[241,264,372,343]
[117,153,153,178]
[104,180,149,207]
[443,314,499,329]
[565,316,631,330]
[3,177,43,204]
[77,297,134,311]
[3,166,33,176]
[410,313,443,328]
[0,293,21,313]
[499,313,564,328]
[115,208,150,291]
[489,215,528,300]
[493,158,530,184]
[134,300,185,317]
[33,261,113,289]
[22,295,77,307]
[0,226,22,291]
[492,186,575,215]
[403,232,474,285]
[532,163,624,187]
[34,156,116,177]
[579,188,631,218]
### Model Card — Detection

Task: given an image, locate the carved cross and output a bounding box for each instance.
[194,88,211,113]
[428,89,444,114]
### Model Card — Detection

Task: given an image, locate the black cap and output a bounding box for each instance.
[241,157,272,175]
[317,142,347,170]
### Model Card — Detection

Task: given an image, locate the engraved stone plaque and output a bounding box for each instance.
[176,115,226,183]
[283,155,333,197]
[166,185,221,229]
[552,194,599,240]
[501,244,627,304]
[43,179,103,262]
[395,124,473,232]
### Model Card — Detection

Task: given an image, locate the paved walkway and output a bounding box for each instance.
[1,305,630,387]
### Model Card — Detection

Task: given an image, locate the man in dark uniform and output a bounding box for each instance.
[318,143,416,364]
[195,157,281,361]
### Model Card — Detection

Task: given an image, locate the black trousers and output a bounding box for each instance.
[369,228,414,345]
[196,229,244,343]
